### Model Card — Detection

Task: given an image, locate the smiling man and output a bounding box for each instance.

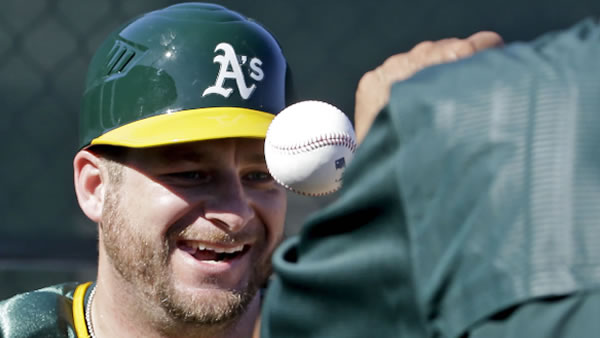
[0,3,291,338]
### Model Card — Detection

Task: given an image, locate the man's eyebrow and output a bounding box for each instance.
[149,146,266,165]
[156,149,214,164]
[241,152,267,164]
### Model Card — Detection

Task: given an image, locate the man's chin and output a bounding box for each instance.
[158,282,256,325]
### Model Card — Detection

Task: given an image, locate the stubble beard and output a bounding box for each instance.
[100,186,272,332]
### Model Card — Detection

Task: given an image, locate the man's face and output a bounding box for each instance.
[99,138,287,325]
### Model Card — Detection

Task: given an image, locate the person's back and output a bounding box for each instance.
[261,18,600,338]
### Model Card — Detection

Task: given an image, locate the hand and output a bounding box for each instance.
[354,31,504,143]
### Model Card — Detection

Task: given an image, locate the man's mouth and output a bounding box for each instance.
[178,241,249,263]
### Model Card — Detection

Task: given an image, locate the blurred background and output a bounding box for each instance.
[1,0,599,300]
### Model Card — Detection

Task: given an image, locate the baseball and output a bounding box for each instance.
[264,100,357,196]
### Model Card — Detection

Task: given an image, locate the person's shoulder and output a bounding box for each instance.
[0,282,83,338]
[0,281,81,306]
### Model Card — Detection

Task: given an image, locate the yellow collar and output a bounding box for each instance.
[73,282,93,338]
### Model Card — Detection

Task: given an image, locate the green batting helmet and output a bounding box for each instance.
[80,2,293,149]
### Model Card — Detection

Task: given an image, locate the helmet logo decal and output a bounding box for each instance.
[203,42,264,100]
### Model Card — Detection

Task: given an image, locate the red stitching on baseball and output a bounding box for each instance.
[267,132,357,155]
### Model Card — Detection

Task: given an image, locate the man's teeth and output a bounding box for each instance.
[197,244,244,254]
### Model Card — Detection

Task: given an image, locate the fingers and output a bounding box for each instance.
[354,31,503,143]
[382,32,503,85]
[467,31,504,51]
[354,68,391,142]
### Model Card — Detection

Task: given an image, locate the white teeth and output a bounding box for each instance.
[197,244,244,254]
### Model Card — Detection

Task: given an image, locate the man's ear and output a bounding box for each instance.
[73,149,105,223]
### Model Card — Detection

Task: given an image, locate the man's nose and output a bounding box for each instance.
[203,178,255,233]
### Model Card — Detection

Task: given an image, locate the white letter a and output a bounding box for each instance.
[202,43,257,100]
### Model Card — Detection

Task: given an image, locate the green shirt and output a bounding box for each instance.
[0,282,92,338]
[262,18,600,338]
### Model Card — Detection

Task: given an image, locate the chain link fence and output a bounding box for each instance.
[0,0,334,300]
[2,0,599,300]
[0,0,177,299]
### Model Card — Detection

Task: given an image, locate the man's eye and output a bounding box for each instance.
[164,171,210,184]
[244,171,273,183]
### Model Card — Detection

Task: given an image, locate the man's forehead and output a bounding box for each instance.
[130,138,266,164]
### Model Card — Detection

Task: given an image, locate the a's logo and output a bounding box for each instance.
[202,42,264,100]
